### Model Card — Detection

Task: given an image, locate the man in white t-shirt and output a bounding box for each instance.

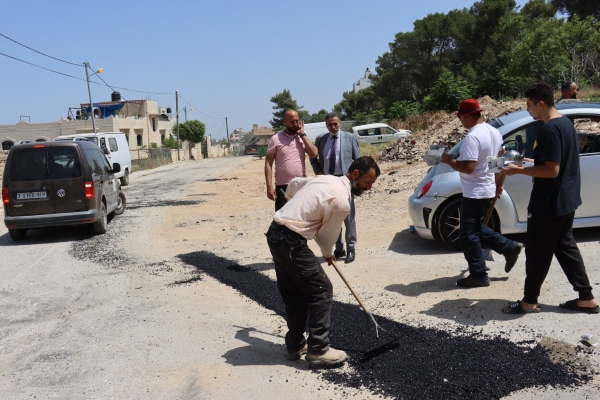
[440,99,522,288]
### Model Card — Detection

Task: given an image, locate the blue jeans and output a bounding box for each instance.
[459,197,514,278]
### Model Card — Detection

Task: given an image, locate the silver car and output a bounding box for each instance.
[408,102,600,249]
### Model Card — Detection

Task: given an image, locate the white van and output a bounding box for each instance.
[352,123,411,144]
[55,132,132,186]
[303,122,329,143]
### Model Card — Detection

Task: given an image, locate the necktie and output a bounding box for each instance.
[328,135,338,175]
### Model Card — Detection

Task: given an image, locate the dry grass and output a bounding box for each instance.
[358,142,390,158]
[388,110,449,134]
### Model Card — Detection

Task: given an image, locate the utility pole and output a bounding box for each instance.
[84,62,96,133]
[225,117,229,139]
[184,107,187,122]
[176,90,180,161]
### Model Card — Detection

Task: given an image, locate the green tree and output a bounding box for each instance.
[308,109,329,123]
[162,136,180,149]
[332,87,381,119]
[521,0,557,20]
[550,0,600,21]
[388,100,421,121]
[269,89,307,129]
[421,72,473,112]
[174,120,206,144]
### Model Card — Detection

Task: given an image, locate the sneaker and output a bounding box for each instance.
[456,275,491,288]
[287,344,307,361]
[306,347,348,367]
[504,243,522,273]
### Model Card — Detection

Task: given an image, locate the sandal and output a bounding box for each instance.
[559,299,600,314]
[503,300,541,314]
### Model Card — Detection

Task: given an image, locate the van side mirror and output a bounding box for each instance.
[112,163,121,174]
[103,147,110,155]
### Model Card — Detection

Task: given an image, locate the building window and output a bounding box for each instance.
[151,117,157,132]
[137,135,143,147]
[2,140,14,150]
[160,129,166,144]
[161,134,165,143]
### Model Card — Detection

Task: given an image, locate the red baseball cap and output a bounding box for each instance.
[456,99,482,116]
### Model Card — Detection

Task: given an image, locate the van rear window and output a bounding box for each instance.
[52,147,82,179]
[7,147,82,181]
[8,149,48,181]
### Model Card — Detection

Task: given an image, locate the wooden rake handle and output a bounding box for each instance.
[483,173,506,225]
[330,259,371,315]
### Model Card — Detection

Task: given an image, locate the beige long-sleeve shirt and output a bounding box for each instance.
[273,175,351,258]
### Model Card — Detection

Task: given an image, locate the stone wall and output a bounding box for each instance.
[0,116,175,150]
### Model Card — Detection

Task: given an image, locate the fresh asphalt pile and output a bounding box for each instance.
[178,251,594,399]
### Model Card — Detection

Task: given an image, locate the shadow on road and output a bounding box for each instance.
[389,226,600,257]
[421,298,578,326]
[385,270,508,297]
[0,225,95,246]
[222,327,306,370]
[388,229,458,255]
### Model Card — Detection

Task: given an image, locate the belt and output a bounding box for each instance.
[269,221,305,241]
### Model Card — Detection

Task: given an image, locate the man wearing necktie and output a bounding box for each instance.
[310,113,361,263]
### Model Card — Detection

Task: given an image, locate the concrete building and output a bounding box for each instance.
[0,98,175,151]
[353,68,374,93]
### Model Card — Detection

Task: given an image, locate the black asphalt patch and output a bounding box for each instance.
[178,251,593,399]
[204,177,239,182]
[126,200,204,210]
[168,275,202,286]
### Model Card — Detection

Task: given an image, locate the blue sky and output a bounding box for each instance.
[1,0,530,139]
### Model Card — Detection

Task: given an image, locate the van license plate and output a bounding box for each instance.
[17,191,47,200]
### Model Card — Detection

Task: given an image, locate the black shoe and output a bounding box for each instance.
[345,251,355,264]
[457,275,490,288]
[334,249,346,259]
[504,243,522,273]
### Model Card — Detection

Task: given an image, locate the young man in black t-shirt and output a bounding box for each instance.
[501,82,598,315]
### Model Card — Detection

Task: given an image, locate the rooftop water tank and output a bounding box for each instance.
[111,91,121,102]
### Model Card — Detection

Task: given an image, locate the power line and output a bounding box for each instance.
[0,51,172,95]
[178,94,224,120]
[0,52,87,81]
[0,32,82,67]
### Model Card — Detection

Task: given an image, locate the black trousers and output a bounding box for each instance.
[266,222,333,354]
[275,185,288,211]
[523,211,594,304]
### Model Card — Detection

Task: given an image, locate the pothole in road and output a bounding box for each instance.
[177,251,595,400]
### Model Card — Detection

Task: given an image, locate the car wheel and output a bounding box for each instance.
[8,228,27,241]
[120,169,130,186]
[438,199,463,250]
[113,191,126,215]
[93,203,108,234]
[437,198,499,251]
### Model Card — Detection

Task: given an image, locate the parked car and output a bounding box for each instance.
[2,140,126,241]
[55,132,132,186]
[408,102,600,249]
[352,123,411,144]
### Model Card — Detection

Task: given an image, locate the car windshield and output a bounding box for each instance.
[84,137,99,145]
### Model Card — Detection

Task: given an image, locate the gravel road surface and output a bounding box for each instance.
[1,156,599,399]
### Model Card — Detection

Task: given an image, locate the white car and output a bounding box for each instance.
[408,102,600,249]
[352,123,411,144]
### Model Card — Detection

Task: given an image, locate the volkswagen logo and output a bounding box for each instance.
[57,189,66,197]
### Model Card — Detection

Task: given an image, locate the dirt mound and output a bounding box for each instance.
[382,96,526,163]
